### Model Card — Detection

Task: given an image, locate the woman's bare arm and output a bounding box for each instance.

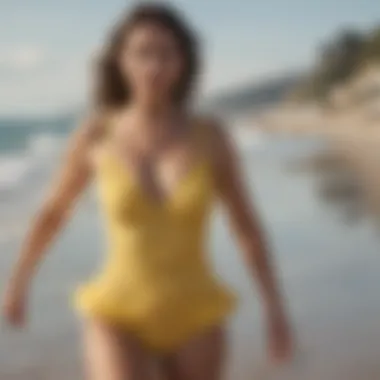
[207,118,293,359]
[208,119,292,360]
[210,121,285,316]
[5,116,100,297]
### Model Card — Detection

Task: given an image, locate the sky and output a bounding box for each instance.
[0,0,379,116]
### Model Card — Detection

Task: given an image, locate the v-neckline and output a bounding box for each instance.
[109,151,206,209]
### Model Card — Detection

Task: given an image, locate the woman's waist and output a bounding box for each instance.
[104,232,205,265]
[100,247,210,283]
[85,264,233,303]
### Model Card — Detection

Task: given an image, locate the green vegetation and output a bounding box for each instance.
[291,25,380,102]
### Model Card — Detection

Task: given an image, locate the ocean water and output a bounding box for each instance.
[1,116,380,379]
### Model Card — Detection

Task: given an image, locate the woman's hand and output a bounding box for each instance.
[267,308,294,364]
[2,281,28,327]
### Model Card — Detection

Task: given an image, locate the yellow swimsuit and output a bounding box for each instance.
[74,121,237,353]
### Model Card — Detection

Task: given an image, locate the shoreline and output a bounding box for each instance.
[255,102,380,223]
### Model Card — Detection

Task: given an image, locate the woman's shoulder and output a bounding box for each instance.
[77,107,122,143]
[193,113,233,152]
[191,113,236,170]
[193,113,228,140]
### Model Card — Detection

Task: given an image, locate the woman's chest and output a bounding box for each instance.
[94,152,215,225]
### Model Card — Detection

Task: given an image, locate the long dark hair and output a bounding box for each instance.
[94,2,200,111]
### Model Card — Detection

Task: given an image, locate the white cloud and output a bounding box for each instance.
[0,46,46,71]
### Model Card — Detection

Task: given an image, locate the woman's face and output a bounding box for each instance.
[119,22,184,105]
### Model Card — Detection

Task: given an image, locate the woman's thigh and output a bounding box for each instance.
[82,318,156,380]
[163,325,227,380]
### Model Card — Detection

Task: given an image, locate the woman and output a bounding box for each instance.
[3,3,293,380]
